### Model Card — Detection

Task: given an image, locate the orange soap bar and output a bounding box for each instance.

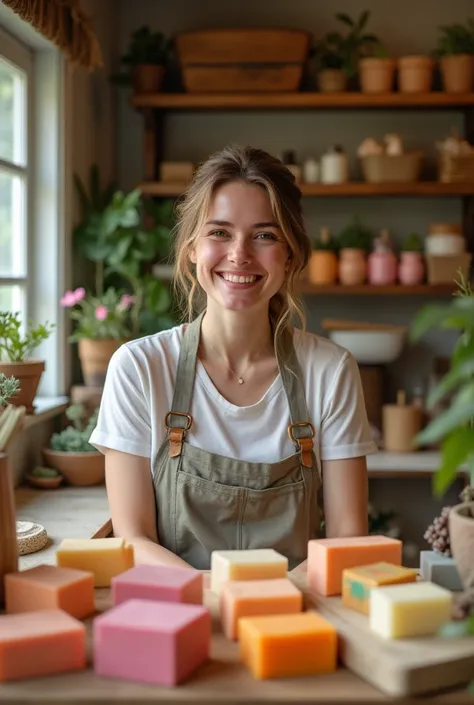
[308,535,402,596]
[220,578,303,640]
[238,612,337,679]
[5,564,95,619]
[0,609,86,682]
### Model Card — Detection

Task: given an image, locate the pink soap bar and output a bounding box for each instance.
[0,609,86,682]
[93,598,211,686]
[111,564,202,607]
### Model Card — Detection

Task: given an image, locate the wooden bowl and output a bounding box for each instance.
[42,449,105,486]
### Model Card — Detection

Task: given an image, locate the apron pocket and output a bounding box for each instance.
[175,472,242,569]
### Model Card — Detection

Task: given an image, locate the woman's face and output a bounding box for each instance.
[190,181,289,314]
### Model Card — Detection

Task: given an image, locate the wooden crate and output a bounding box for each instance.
[175,28,311,93]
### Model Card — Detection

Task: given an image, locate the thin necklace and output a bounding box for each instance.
[200,344,250,385]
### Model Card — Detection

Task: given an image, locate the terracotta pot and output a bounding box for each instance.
[78,339,125,387]
[132,64,164,93]
[440,55,474,93]
[42,448,105,486]
[338,248,367,285]
[308,251,338,285]
[359,58,396,93]
[26,474,63,489]
[397,55,434,93]
[398,252,425,285]
[449,501,474,590]
[0,360,45,414]
[317,69,348,93]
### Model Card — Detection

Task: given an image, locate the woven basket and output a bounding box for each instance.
[426,253,471,284]
[360,151,423,183]
[438,152,474,183]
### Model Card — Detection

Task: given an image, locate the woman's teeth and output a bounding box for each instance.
[220,273,258,284]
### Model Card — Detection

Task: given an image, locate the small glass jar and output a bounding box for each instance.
[320,145,349,184]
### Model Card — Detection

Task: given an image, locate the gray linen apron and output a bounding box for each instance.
[152,312,322,570]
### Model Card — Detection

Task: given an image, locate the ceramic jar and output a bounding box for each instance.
[368,249,398,285]
[320,145,349,184]
[339,248,367,285]
[308,251,338,285]
[426,223,465,256]
[399,252,425,285]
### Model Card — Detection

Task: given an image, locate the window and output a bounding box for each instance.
[0,32,32,325]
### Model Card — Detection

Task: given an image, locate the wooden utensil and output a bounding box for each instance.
[322,318,407,333]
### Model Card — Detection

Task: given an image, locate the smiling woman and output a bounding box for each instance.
[89,144,377,572]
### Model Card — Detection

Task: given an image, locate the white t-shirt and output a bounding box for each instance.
[89,323,378,469]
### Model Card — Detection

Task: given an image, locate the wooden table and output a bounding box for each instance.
[0,486,471,704]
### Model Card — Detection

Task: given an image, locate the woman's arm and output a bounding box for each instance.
[104,448,193,570]
[322,456,368,538]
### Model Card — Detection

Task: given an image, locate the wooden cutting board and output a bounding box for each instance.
[296,577,474,698]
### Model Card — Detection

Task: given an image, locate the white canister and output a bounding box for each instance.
[320,145,349,184]
[426,223,465,256]
[303,157,320,183]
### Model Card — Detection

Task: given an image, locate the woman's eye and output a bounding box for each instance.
[210,229,229,238]
[255,232,277,241]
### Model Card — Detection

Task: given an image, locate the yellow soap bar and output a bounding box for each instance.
[342,562,418,615]
[211,550,288,596]
[56,538,134,587]
[220,578,303,640]
[369,581,452,638]
[238,612,337,679]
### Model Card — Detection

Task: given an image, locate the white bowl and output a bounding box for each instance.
[328,329,406,365]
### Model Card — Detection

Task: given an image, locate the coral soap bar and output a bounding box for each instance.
[56,537,134,587]
[369,581,452,638]
[342,562,417,615]
[5,564,95,619]
[112,564,203,606]
[308,535,402,596]
[93,598,211,686]
[211,549,288,595]
[238,612,337,679]
[0,609,86,682]
[220,578,302,640]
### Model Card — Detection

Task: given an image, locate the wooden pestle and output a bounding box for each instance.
[0,452,18,606]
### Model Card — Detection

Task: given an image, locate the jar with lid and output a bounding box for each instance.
[303,157,320,184]
[426,223,465,256]
[282,150,301,183]
[367,228,398,285]
[320,145,349,184]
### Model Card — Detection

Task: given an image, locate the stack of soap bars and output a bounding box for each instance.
[0,534,455,685]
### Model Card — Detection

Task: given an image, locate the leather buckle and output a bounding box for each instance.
[288,422,315,468]
[165,412,193,457]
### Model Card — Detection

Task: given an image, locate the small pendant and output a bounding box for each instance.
[238,377,244,385]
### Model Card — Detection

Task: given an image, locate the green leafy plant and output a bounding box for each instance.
[410,271,474,497]
[337,216,374,253]
[0,374,20,407]
[434,20,474,57]
[30,465,60,478]
[50,404,99,453]
[401,232,424,253]
[312,11,380,76]
[60,287,135,342]
[0,312,55,362]
[312,227,338,252]
[111,26,170,85]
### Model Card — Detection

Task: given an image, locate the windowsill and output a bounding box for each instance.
[24,396,69,428]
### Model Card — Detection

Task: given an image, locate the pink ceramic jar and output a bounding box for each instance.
[339,248,367,285]
[398,252,425,285]
[367,248,398,285]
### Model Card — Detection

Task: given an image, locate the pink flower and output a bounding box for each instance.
[118,294,136,311]
[60,290,78,307]
[73,287,86,303]
[95,305,108,321]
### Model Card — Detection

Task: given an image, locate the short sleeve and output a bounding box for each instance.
[89,345,151,458]
[319,351,378,461]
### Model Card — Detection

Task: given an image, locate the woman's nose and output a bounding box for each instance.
[228,238,252,265]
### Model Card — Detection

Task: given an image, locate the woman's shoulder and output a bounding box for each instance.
[292,326,350,371]
[111,322,186,370]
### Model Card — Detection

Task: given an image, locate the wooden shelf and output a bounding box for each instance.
[131,91,474,111]
[298,283,455,295]
[138,181,474,198]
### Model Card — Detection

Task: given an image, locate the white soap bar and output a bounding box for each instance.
[210,549,288,595]
[369,581,452,639]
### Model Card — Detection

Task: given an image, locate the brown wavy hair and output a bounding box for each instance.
[172,144,311,343]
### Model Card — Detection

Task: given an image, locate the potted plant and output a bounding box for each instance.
[337,217,374,285]
[410,272,474,601]
[312,11,379,93]
[111,26,170,93]
[397,55,434,94]
[434,20,474,94]
[26,466,63,490]
[359,43,396,94]
[398,232,425,285]
[42,404,104,486]
[0,313,55,413]
[308,227,338,284]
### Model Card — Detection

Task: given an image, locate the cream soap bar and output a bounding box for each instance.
[211,550,288,595]
[308,535,402,596]
[56,538,134,587]
[220,578,302,640]
[369,581,452,638]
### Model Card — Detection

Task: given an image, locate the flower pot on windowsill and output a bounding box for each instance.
[0,360,45,414]
[78,339,125,388]
[132,64,164,93]
[440,54,474,93]
[42,448,105,487]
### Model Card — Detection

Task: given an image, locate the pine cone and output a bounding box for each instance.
[424,506,452,557]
